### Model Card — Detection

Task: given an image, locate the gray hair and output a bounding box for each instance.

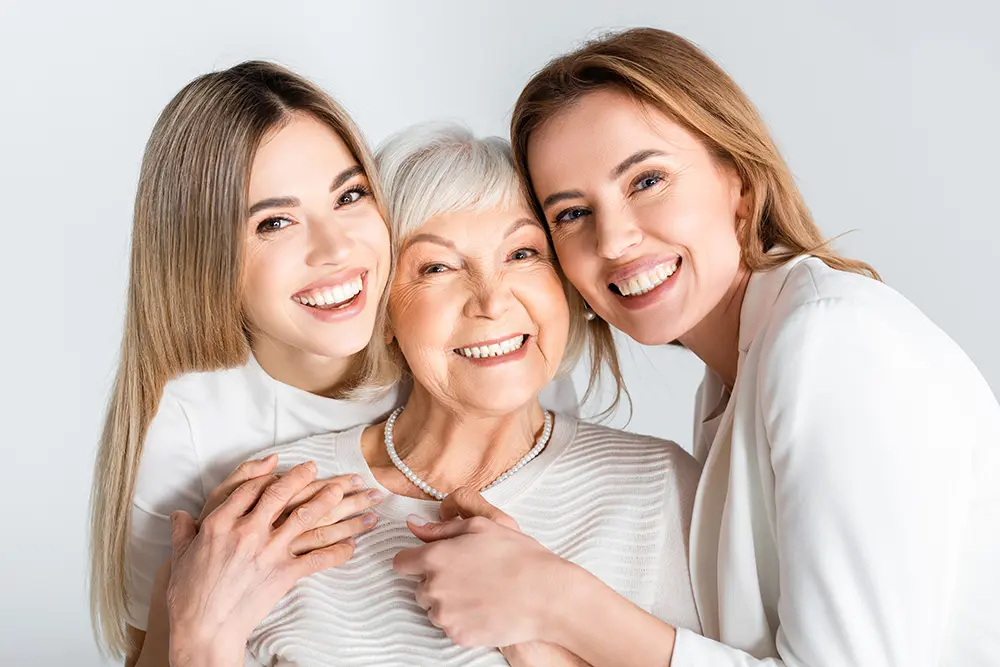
[376,122,522,254]
[372,122,587,388]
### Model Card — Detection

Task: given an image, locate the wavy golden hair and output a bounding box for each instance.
[89,61,393,658]
[511,28,878,409]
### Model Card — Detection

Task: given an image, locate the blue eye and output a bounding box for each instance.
[634,173,664,192]
[553,207,590,225]
[509,248,538,261]
[256,216,294,234]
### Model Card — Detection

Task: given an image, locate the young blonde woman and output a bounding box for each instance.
[393,28,1000,666]
[88,60,579,666]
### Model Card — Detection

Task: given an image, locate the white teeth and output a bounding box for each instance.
[295,276,364,308]
[457,335,525,359]
[614,262,679,296]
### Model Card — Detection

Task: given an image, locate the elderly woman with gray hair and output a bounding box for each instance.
[238,124,702,666]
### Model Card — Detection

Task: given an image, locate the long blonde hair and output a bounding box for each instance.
[90,61,393,657]
[511,28,879,408]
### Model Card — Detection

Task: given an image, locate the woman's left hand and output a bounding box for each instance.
[392,488,575,649]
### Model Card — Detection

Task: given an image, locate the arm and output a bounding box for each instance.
[667,298,971,665]
[466,298,973,666]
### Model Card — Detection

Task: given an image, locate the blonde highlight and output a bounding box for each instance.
[511,28,878,408]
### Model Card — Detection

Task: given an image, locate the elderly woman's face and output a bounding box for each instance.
[389,202,569,414]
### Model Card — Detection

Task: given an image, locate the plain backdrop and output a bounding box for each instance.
[1,1,997,664]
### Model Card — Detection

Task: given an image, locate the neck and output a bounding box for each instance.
[252,341,359,397]
[367,386,547,496]
[678,266,751,389]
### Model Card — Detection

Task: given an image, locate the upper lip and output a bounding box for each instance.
[453,333,528,350]
[293,268,367,297]
[605,256,681,285]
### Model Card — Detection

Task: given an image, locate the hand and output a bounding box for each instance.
[500,642,592,667]
[392,488,571,648]
[166,459,381,667]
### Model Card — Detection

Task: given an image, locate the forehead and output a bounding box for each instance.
[249,114,356,195]
[406,201,543,250]
[527,90,705,182]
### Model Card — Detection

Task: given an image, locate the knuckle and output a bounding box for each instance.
[466,516,490,532]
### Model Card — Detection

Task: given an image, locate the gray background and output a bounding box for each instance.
[1,1,997,664]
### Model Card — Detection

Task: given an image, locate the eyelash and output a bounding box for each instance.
[551,170,667,226]
[255,183,373,235]
[418,247,540,276]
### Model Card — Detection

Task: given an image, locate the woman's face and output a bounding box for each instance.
[389,202,569,415]
[527,89,745,346]
[242,114,390,361]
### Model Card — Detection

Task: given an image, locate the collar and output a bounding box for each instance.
[738,252,811,354]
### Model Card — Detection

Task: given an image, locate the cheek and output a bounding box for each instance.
[241,243,298,321]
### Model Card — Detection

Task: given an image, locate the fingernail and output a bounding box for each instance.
[305,461,317,473]
[407,513,429,527]
[362,513,377,527]
[258,454,275,463]
[351,475,365,488]
[345,537,356,547]
[368,490,384,502]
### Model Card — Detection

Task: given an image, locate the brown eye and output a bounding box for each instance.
[256,216,293,234]
[336,185,371,207]
[509,248,538,261]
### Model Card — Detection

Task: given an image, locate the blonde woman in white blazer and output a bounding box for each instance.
[392,28,1000,667]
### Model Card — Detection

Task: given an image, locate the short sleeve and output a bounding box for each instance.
[126,391,203,630]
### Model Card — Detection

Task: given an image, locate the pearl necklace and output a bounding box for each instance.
[383,406,554,501]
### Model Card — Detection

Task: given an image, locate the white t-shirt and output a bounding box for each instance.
[125,356,578,629]
[246,416,702,667]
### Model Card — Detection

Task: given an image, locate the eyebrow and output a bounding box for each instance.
[610,149,666,179]
[247,196,300,217]
[330,165,364,192]
[402,233,456,252]
[540,150,666,211]
[505,217,545,237]
[246,166,366,217]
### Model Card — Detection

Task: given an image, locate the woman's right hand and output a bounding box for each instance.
[165,456,381,667]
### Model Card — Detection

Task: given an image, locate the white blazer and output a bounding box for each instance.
[671,256,1000,666]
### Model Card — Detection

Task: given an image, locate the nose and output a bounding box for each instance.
[595,206,643,260]
[463,274,514,321]
[305,216,356,267]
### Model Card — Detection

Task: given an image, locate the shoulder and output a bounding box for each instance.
[159,361,264,418]
[570,420,700,481]
[760,258,960,369]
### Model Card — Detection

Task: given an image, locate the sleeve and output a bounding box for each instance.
[652,447,702,634]
[539,375,580,417]
[672,297,971,666]
[126,391,204,630]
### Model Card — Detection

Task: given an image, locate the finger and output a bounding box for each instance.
[414,580,432,611]
[210,472,280,524]
[250,461,319,526]
[285,474,366,510]
[392,542,434,577]
[169,511,198,558]
[439,487,519,530]
[199,455,278,522]
[272,483,346,544]
[279,486,384,530]
[288,538,357,579]
[289,512,377,555]
[406,513,506,544]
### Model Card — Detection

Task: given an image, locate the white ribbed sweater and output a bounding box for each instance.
[246,414,702,667]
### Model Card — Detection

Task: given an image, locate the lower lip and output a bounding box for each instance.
[294,274,369,322]
[455,338,530,367]
[614,263,681,311]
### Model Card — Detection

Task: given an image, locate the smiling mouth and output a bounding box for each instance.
[292,273,365,310]
[454,334,528,359]
[608,259,681,296]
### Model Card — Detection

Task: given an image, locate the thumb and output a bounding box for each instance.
[440,487,519,531]
[169,510,198,557]
[405,514,472,543]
